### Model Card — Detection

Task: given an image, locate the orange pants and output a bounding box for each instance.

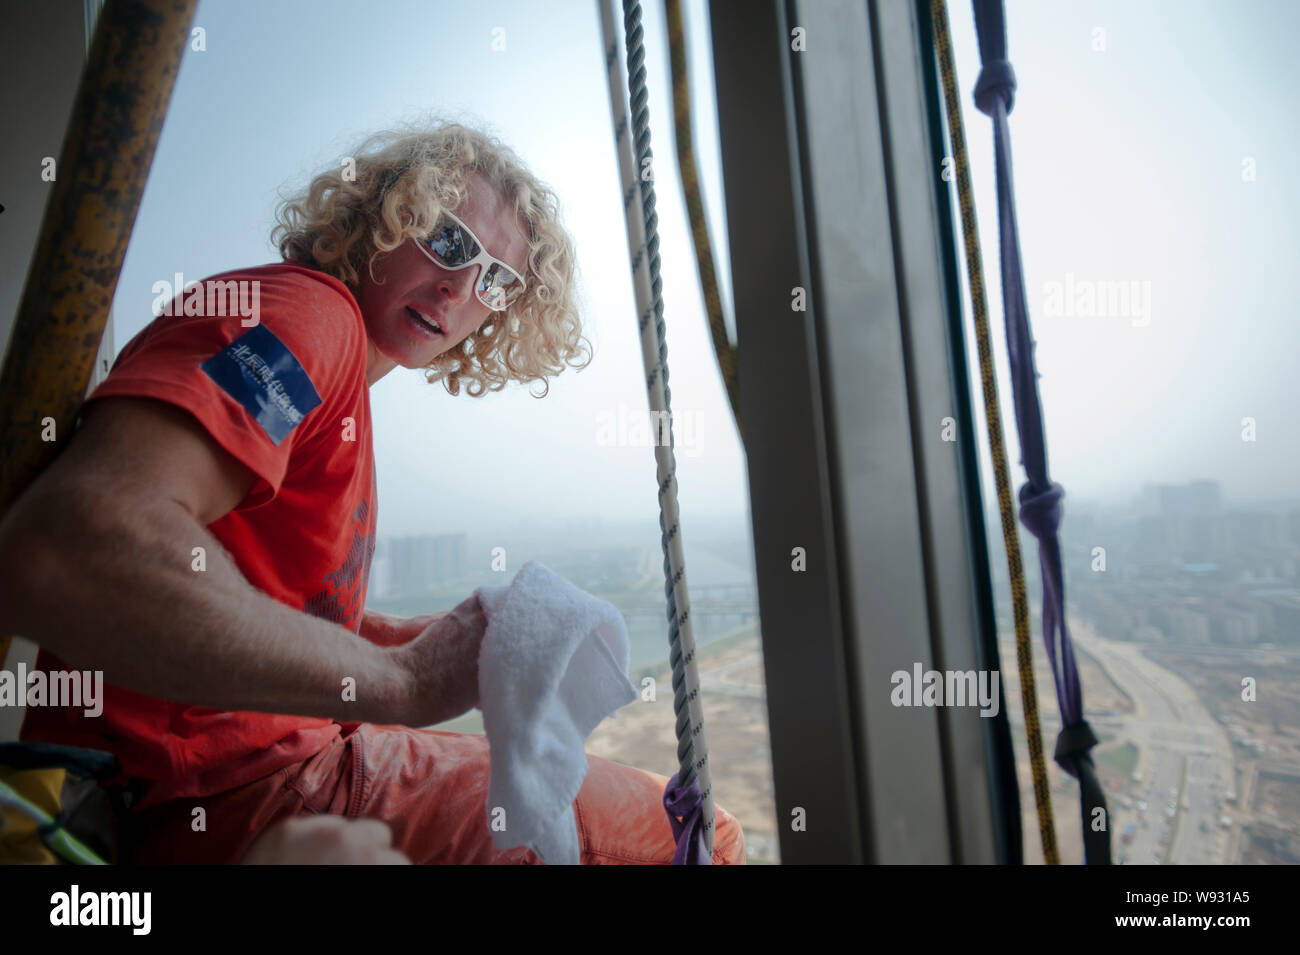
[120,724,746,864]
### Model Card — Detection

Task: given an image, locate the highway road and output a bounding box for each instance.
[1073,624,1237,864]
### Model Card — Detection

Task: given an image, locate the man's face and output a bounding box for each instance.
[356,170,531,384]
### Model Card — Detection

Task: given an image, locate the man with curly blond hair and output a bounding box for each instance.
[2,121,746,864]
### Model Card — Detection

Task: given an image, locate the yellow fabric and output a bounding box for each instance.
[0,766,65,864]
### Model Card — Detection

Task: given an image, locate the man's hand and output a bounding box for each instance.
[241,816,410,865]
[389,593,488,727]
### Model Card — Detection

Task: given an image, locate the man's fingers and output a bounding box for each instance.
[340,817,395,845]
[241,815,408,864]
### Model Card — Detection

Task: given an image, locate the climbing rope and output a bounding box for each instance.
[597,0,715,861]
[929,0,1059,864]
[663,0,740,441]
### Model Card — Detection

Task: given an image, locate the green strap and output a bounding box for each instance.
[0,778,109,865]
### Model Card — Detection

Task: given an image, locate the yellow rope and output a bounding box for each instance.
[929,0,1059,865]
[664,0,741,442]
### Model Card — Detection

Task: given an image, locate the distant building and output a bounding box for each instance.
[1178,515,1224,564]
[1224,510,1281,556]
[1135,515,1176,566]
[1254,592,1300,646]
[1167,600,1212,645]
[369,541,391,597]
[1078,591,1143,640]
[1208,600,1261,646]
[1136,480,1222,517]
[380,533,469,597]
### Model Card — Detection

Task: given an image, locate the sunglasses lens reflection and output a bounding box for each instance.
[479,262,524,310]
[426,219,479,266]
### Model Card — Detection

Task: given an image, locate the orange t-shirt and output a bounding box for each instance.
[20,262,378,809]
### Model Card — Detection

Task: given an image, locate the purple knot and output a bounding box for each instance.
[1018,480,1063,542]
[973,58,1016,116]
[662,772,711,865]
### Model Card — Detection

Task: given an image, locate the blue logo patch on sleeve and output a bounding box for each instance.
[201,324,323,445]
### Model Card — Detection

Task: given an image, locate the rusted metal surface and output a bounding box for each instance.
[0,0,196,662]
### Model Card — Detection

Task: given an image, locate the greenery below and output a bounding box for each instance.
[1094,741,1139,777]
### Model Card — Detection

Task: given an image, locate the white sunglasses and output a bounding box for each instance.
[412,210,527,312]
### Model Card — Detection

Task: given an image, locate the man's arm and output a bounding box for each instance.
[0,397,419,724]
[359,609,449,648]
[359,609,405,648]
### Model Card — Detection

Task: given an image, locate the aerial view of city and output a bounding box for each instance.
[366,480,1300,865]
[998,481,1300,865]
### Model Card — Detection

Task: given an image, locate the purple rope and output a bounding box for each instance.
[972,0,1083,728]
[971,0,1110,863]
[663,772,711,865]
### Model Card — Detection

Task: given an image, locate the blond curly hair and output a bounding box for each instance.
[271,120,592,397]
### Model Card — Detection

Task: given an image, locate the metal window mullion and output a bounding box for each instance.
[711,0,1016,863]
[710,0,869,864]
[790,0,954,863]
[870,0,1011,864]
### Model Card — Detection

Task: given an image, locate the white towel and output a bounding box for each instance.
[473,560,639,865]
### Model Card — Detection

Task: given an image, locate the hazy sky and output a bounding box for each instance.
[952,0,1300,513]
[107,0,1300,546]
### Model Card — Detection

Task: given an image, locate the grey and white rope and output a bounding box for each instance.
[597,0,715,853]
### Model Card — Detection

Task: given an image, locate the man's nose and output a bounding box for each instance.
[436,265,479,305]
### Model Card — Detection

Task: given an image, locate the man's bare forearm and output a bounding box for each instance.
[0,490,412,724]
[359,608,407,647]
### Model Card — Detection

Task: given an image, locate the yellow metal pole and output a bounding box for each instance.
[0,0,197,665]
